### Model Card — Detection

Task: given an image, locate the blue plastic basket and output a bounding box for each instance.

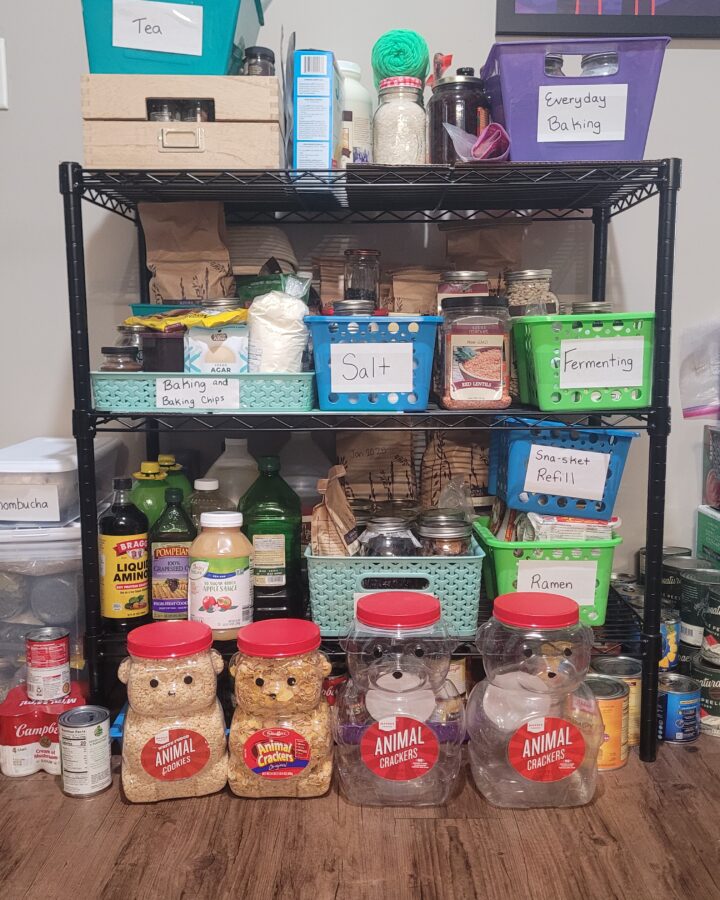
[306,315,442,412]
[488,418,637,520]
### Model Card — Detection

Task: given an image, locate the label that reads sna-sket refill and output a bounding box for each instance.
[188,555,253,629]
[99,533,149,619]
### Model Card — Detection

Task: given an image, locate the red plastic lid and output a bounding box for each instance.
[128,621,213,659]
[236,619,321,658]
[493,593,579,629]
[356,592,441,629]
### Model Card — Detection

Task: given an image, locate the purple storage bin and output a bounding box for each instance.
[481,37,669,162]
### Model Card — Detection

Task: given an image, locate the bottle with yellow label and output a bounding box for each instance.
[99,478,150,634]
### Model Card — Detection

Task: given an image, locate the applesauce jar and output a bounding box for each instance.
[188,512,254,641]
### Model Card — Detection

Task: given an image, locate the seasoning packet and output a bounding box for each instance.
[311,466,360,557]
[520,513,621,542]
[184,325,249,374]
[124,307,248,333]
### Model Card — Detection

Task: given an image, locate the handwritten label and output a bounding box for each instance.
[537,84,627,143]
[516,560,598,607]
[112,0,203,56]
[523,444,609,502]
[559,337,644,389]
[0,485,60,523]
[155,377,240,410]
[330,343,413,393]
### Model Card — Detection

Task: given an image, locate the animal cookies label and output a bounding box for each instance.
[360,716,439,781]
[243,728,311,779]
[141,728,211,781]
[507,717,585,782]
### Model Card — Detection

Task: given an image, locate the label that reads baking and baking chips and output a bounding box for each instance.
[330,342,413,394]
[516,559,598,607]
[141,728,211,781]
[523,444,610,502]
[507,717,585,782]
[252,534,286,587]
[537,84,628,143]
[99,533,149,619]
[0,484,60,522]
[151,541,191,620]
[155,376,240,410]
[112,0,203,57]
[360,716,439,781]
[243,728,311,779]
[558,337,644,389]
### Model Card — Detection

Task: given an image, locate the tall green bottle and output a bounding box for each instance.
[149,488,197,621]
[238,456,302,620]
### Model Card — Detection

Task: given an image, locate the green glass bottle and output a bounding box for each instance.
[149,487,197,621]
[130,461,168,528]
[158,453,193,500]
[238,455,302,620]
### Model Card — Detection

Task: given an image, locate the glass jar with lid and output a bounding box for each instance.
[372,77,426,166]
[545,53,565,76]
[581,53,618,77]
[344,249,380,305]
[243,46,275,76]
[100,346,142,372]
[417,515,472,557]
[372,498,422,522]
[116,324,148,360]
[428,67,490,164]
[359,516,422,557]
[505,269,559,317]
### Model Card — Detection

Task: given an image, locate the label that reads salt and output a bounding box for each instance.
[558,337,645,389]
[330,342,413,394]
[523,444,610,502]
[112,0,203,56]
[155,376,240,410]
[516,560,598,607]
[0,484,60,522]
[537,84,627,143]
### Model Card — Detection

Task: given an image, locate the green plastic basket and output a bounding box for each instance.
[92,372,316,413]
[306,541,486,638]
[473,520,621,626]
[512,312,654,411]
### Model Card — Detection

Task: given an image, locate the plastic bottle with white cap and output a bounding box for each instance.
[338,60,373,166]
[186,477,234,530]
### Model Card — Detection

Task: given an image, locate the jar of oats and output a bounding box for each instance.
[439,296,511,410]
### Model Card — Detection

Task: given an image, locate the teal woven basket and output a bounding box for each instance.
[92,372,316,413]
[306,541,486,638]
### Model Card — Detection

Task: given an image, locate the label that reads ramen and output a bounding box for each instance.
[141,728,211,781]
[516,559,598,608]
[99,533,149,619]
[243,727,311,779]
[151,541,191,620]
[360,716,439,781]
[507,717,585,782]
[447,325,508,402]
[252,534,286,587]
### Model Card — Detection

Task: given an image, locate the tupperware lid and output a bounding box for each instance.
[493,593,579,628]
[356,592,441,629]
[237,619,321,657]
[0,519,82,546]
[0,436,119,474]
[128,621,213,658]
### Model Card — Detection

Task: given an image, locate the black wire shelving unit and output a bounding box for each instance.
[60,159,680,763]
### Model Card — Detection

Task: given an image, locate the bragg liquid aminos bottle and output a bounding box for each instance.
[99,478,151,634]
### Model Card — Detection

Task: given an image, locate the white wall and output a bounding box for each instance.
[1,0,717,566]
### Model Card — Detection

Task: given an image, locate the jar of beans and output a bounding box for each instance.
[505,269,558,317]
[417,517,472,557]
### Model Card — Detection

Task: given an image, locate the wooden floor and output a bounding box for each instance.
[1,740,719,900]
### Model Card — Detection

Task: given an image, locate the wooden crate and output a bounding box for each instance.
[82,75,283,170]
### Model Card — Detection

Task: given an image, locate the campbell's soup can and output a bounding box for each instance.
[691,653,720,738]
[657,673,701,743]
[591,657,641,746]
[586,675,629,770]
[58,706,112,797]
[25,628,70,702]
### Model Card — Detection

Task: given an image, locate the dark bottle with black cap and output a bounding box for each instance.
[428,66,490,164]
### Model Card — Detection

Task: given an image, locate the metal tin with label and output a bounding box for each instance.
[586,674,629,770]
[591,656,641,746]
[701,587,720,665]
[678,564,720,647]
[691,653,720,738]
[58,705,112,798]
[636,546,691,588]
[657,674,701,743]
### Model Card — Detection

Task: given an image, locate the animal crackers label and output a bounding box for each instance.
[141,728,211,781]
[99,533,149,619]
[507,717,585,782]
[360,716,439,781]
[243,728,311,779]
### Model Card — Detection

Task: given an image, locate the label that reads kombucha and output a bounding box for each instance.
[141,728,211,781]
[252,534,286,587]
[99,533,149,619]
[507,717,585,782]
[188,555,252,629]
[151,540,191,619]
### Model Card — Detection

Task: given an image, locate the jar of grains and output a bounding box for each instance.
[359,516,422,557]
[505,269,559,317]
[440,296,511,409]
[417,516,472,557]
[372,77,426,165]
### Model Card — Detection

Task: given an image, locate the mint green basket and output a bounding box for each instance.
[92,372,316,413]
[512,312,654,411]
[473,521,621,626]
[306,541,486,638]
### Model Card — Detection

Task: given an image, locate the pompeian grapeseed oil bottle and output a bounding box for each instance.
[149,487,196,621]
[99,478,151,634]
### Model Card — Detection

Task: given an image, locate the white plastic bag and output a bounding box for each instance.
[679,320,720,418]
[247,276,309,374]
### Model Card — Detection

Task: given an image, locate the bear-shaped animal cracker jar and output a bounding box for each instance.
[228,618,333,798]
[118,620,227,802]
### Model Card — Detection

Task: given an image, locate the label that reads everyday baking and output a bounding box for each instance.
[330,342,413,394]
[523,444,610,502]
[360,716,439,781]
[0,484,60,522]
[508,717,585,782]
[537,84,627,143]
[112,0,203,57]
[559,337,645,389]
[155,376,240,410]
[516,559,598,607]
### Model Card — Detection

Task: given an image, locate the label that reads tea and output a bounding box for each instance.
[523,444,610,502]
[330,342,413,393]
[155,376,240,410]
[537,84,627,143]
[112,0,203,56]
[559,337,644,389]
[516,559,598,607]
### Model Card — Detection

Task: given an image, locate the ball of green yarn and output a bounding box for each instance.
[371,29,430,88]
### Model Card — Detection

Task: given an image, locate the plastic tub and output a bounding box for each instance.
[481,37,669,162]
[0,437,121,528]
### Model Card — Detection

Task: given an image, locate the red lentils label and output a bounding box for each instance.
[507,717,585,782]
[243,728,311,779]
[141,728,211,781]
[360,716,439,781]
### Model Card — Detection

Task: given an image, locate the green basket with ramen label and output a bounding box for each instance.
[473,519,621,626]
[512,313,654,412]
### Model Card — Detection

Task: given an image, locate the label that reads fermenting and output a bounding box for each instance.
[155,376,240,410]
[188,555,252,628]
[537,84,627,143]
[252,534,286,587]
[243,728,311,779]
[151,540,191,619]
[360,716,439,781]
[516,560,598,607]
[523,444,610,502]
[330,342,413,394]
[0,484,60,522]
[99,533,149,619]
[112,0,203,56]
[141,728,211,781]
[559,337,644,389]
[507,717,585,782]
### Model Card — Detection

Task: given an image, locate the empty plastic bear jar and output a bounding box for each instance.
[334,592,465,806]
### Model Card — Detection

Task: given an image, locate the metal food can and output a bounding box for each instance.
[586,674,629,770]
[701,588,720,666]
[447,657,467,698]
[25,628,70,702]
[678,565,720,647]
[660,612,680,671]
[591,657,641,747]
[58,706,112,798]
[637,546,691,588]
[677,641,697,676]
[657,673,701,743]
[691,653,720,738]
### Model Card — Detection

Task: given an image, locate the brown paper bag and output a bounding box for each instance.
[442,222,528,294]
[420,431,491,510]
[311,466,360,556]
[390,268,441,315]
[139,201,235,303]
[337,433,416,502]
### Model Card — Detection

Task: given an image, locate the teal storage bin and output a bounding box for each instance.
[82,0,266,75]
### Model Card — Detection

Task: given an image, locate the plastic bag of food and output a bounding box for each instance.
[247,276,310,374]
[679,320,720,418]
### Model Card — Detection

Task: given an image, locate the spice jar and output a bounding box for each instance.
[335,592,464,806]
[243,46,275,76]
[505,269,559,317]
[344,249,380,304]
[417,516,472,557]
[440,296,511,410]
[360,517,422,557]
[373,77,426,166]
[116,324,148,360]
[148,100,177,122]
[545,53,565,76]
[228,618,333,798]
[428,68,490,164]
[99,346,142,372]
[181,100,213,122]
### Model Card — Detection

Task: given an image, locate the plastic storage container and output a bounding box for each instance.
[467,592,603,808]
[82,0,266,75]
[0,437,120,528]
[512,313,655,412]
[481,37,669,162]
[305,315,442,412]
[335,592,464,806]
[205,438,258,507]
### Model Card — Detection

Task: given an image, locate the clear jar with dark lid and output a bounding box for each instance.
[428,68,490,164]
[437,271,489,315]
[116,324,148,359]
[100,346,142,372]
[359,517,422,557]
[344,249,380,305]
[418,518,472,557]
[243,46,275,76]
